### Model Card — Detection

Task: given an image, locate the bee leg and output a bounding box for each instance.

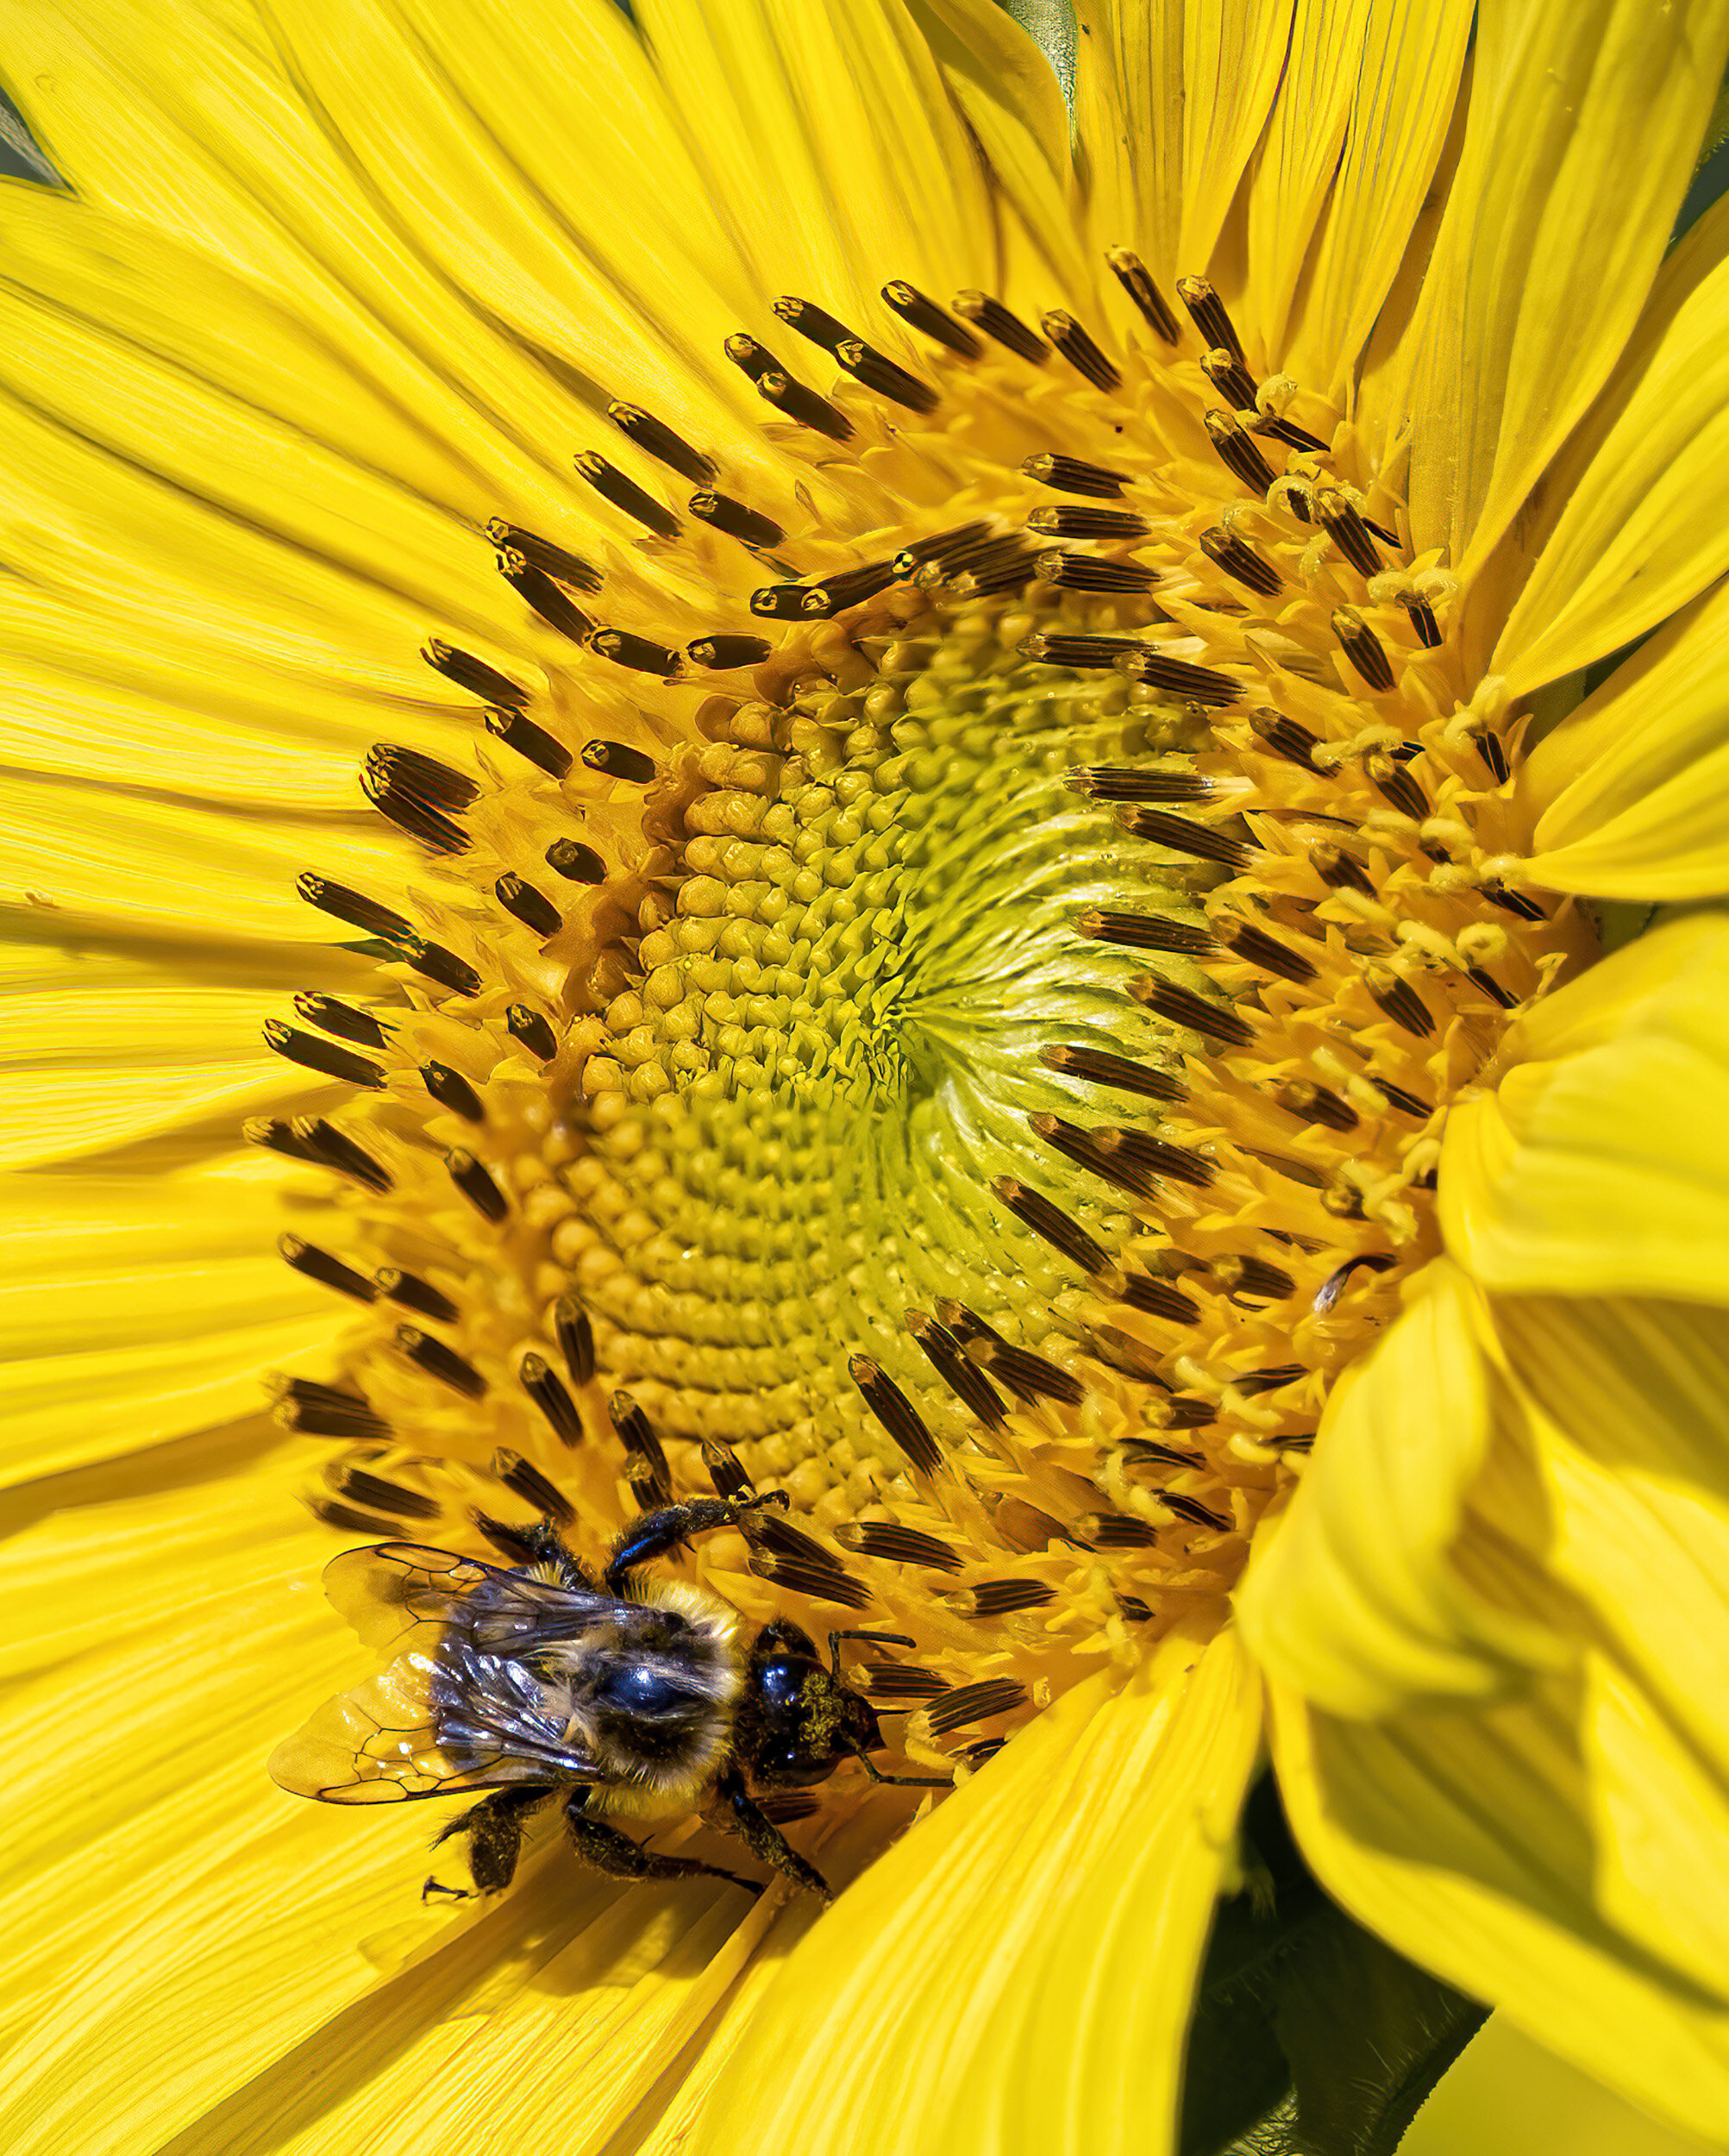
[709,1764,834,1905]
[473,1513,595,1589]
[564,1788,762,1898]
[602,1491,790,1594]
[428,1784,554,1899]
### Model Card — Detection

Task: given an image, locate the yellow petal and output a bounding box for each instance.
[702,1620,1262,2156]
[1269,1670,1729,2142]
[0,773,414,943]
[1237,1259,1555,1720]
[1242,0,1375,360]
[1492,1292,1729,1795]
[1507,576,1729,899]
[1491,212,1729,694]
[0,943,373,1169]
[914,0,1092,303]
[1391,0,1729,574]
[1073,0,1294,294]
[0,1156,348,1482]
[633,0,994,321]
[1282,0,1473,409]
[1440,912,1729,1298]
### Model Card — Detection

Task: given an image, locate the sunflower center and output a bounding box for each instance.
[261,260,1588,1771]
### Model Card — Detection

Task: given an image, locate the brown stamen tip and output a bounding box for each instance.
[750,1550,873,1612]
[1040,310,1120,392]
[724,333,779,381]
[1365,750,1430,819]
[848,1354,943,1476]
[1031,1112,1152,1200]
[1363,964,1436,1037]
[544,837,607,884]
[1401,592,1444,648]
[950,290,1048,363]
[1034,549,1160,594]
[1311,842,1375,895]
[904,1310,1008,1428]
[773,294,854,349]
[756,370,854,442]
[447,1149,509,1224]
[484,521,602,593]
[687,633,774,670]
[959,1578,1058,1618]
[991,1177,1110,1278]
[1469,966,1519,1011]
[1097,1127,1216,1188]
[1277,1080,1358,1132]
[1372,1076,1433,1118]
[1106,248,1181,343]
[1062,766,1212,805]
[689,491,786,549]
[1116,806,1252,868]
[1077,906,1217,956]
[836,338,940,416]
[1248,707,1319,769]
[1025,505,1151,542]
[977,1340,1086,1408]
[1118,1272,1202,1322]
[497,549,596,643]
[492,1445,575,1518]
[506,1006,559,1062]
[273,1376,389,1441]
[1259,413,1331,456]
[1123,649,1244,707]
[833,1521,963,1573]
[291,993,390,1050]
[1332,607,1395,693]
[554,1295,596,1388]
[485,705,573,780]
[1131,975,1256,1050]
[892,520,993,572]
[261,1020,385,1090]
[278,1236,378,1304]
[398,937,483,999]
[1217,918,1318,984]
[297,874,414,944]
[580,739,656,784]
[1176,277,1247,363]
[1143,1394,1218,1432]
[927,1678,1027,1735]
[751,582,818,619]
[587,629,683,679]
[1040,1043,1186,1105]
[397,1325,487,1400]
[1199,347,1259,412]
[1023,634,1150,672]
[881,279,982,359]
[329,1470,441,1523]
[799,559,902,616]
[1313,1251,1399,1314]
[285,1116,392,1193]
[1314,489,1383,577]
[573,451,681,540]
[1478,730,1511,782]
[376,1267,458,1323]
[1203,409,1278,497]
[606,399,716,486]
[361,749,471,856]
[702,1439,753,1499]
[423,639,531,708]
[494,873,562,939]
[1021,452,1130,498]
[421,1060,485,1123]
[1211,1256,1296,1302]
[1198,525,1282,597]
[609,1390,673,1507]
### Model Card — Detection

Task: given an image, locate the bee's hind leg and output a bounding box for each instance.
[708,1764,833,1904]
[564,1788,761,1898]
[423,1784,555,1901]
[602,1492,789,1594]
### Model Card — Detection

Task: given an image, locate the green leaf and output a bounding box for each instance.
[1181,1779,1489,2156]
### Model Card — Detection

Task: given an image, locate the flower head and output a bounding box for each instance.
[7,2,1729,2150]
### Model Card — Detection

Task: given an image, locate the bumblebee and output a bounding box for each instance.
[270,1489,947,1902]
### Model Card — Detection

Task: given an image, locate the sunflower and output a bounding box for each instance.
[5,0,1729,2150]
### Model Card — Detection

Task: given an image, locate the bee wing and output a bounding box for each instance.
[321,1541,499,1658]
[268,1645,607,1804]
